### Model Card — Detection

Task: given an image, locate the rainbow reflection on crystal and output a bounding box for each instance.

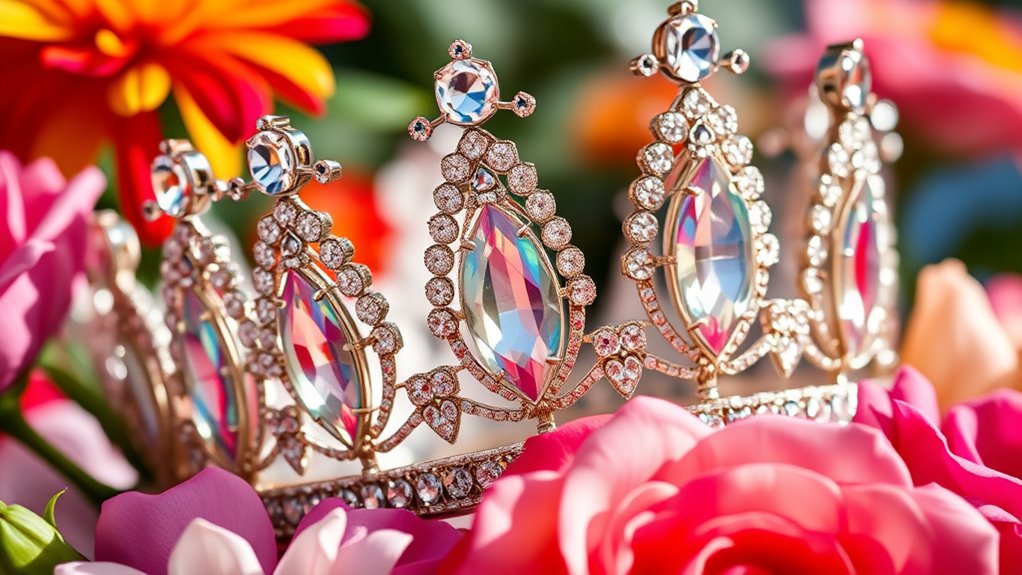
[461,205,563,401]
[837,178,881,358]
[181,288,241,459]
[669,157,755,356]
[435,60,498,124]
[279,269,363,444]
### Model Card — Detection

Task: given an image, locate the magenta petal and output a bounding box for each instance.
[292,498,462,575]
[95,467,276,575]
[509,414,613,476]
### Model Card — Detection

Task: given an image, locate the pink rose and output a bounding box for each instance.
[452,397,998,574]
[0,151,104,390]
[857,367,1022,571]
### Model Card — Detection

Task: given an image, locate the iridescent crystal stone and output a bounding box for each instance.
[181,289,241,459]
[151,156,190,217]
[836,179,881,357]
[248,131,296,195]
[662,14,720,83]
[279,269,363,444]
[435,60,498,124]
[462,205,563,401]
[669,157,755,355]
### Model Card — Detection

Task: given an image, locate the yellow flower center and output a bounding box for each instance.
[94,29,131,58]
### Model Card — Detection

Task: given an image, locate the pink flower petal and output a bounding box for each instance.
[0,238,54,292]
[276,508,346,575]
[558,397,711,575]
[331,529,413,575]
[56,562,147,575]
[168,519,264,575]
[508,414,612,476]
[96,467,276,575]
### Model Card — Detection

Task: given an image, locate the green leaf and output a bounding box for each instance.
[42,491,66,532]
[0,497,82,575]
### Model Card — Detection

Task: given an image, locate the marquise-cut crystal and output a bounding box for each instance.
[462,205,563,401]
[248,131,296,196]
[836,179,881,357]
[151,156,189,217]
[662,14,720,83]
[181,289,240,459]
[435,60,498,124]
[279,269,363,444]
[669,157,755,355]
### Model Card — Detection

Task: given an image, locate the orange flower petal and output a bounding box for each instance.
[193,32,334,110]
[174,85,241,178]
[0,0,74,41]
[108,62,172,116]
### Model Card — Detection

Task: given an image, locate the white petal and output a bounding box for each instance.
[168,519,265,575]
[55,562,147,575]
[330,529,413,575]
[274,509,347,575]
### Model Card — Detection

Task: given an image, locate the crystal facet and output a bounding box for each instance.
[151,156,190,217]
[668,157,755,355]
[248,131,296,195]
[462,205,563,401]
[435,60,498,124]
[279,269,364,444]
[836,178,881,357]
[181,288,241,459]
[662,14,720,83]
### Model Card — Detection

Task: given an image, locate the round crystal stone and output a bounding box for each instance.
[661,14,720,83]
[151,156,190,217]
[248,131,296,196]
[435,60,498,124]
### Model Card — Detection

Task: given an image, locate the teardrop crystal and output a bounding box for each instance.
[279,268,364,445]
[836,178,881,357]
[461,205,563,401]
[181,289,241,459]
[668,157,756,356]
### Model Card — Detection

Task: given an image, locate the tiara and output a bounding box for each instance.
[617,2,899,424]
[140,42,643,539]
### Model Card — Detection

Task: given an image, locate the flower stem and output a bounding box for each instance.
[0,375,120,506]
[40,363,154,485]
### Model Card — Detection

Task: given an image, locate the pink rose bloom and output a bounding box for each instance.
[452,396,997,574]
[0,151,104,390]
[767,0,1022,157]
[857,367,1022,571]
[63,467,461,575]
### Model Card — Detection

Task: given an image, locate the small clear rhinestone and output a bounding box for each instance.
[656,112,689,143]
[723,135,754,167]
[296,212,324,242]
[441,154,471,183]
[682,89,713,118]
[828,143,851,178]
[632,177,666,210]
[433,183,464,214]
[355,292,389,325]
[623,249,655,280]
[474,460,503,488]
[556,246,585,277]
[806,235,826,266]
[424,244,455,275]
[319,237,353,269]
[619,323,646,352]
[425,277,455,306]
[459,130,489,159]
[748,201,772,233]
[625,212,658,243]
[819,179,843,207]
[811,204,833,233]
[541,218,572,249]
[508,164,538,196]
[280,232,302,258]
[387,479,414,508]
[735,167,765,200]
[360,483,384,509]
[526,191,556,222]
[443,467,474,499]
[592,328,621,357]
[416,473,442,503]
[569,276,597,306]
[428,214,459,244]
[707,105,738,136]
[757,234,780,266]
[257,216,282,245]
[274,201,297,225]
[642,142,674,175]
[253,268,274,295]
[253,241,275,269]
[486,141,518,172]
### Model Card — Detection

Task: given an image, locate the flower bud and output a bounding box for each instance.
[0,492,82,575]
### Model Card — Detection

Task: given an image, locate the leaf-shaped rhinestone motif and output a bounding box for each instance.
[461,204,563,401]
[279,268,365,445]
[669,157,755,355]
